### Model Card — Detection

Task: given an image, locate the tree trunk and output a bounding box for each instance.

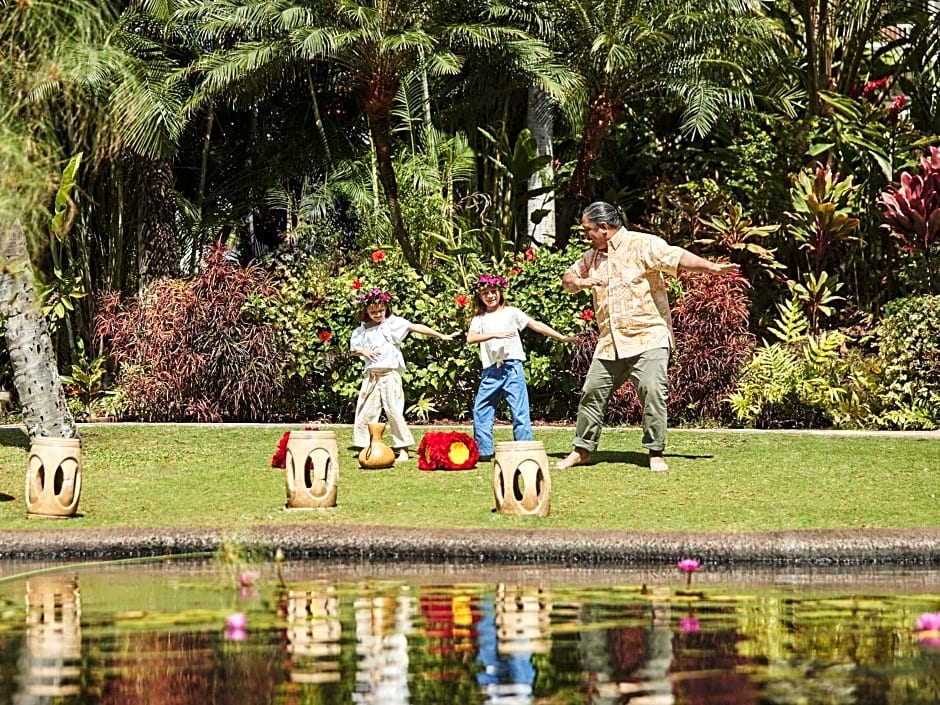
[526,86,556,246]
[0,221,77,440]
[136,155,180,291]
[363,98,422,273]
[556,92,622,249]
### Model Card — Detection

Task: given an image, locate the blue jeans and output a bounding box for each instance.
[473,360,533,457]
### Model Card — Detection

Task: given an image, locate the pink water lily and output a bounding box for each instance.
[225,612,248,642]
[238,570,260,588]
[677,558,701,588]
[916,612,940,632]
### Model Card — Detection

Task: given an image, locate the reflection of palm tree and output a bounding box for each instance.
[541,0,776,246]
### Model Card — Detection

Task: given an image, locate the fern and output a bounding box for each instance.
[767,297,808,344]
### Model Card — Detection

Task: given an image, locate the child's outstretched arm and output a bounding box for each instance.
[408,323,459,341]
[466,329,516,345]
[526,319,577,344]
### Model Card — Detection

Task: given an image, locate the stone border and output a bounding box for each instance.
[1,524,938,566]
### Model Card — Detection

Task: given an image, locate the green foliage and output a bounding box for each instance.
[252,239,591,423]
[60,342,114,420]
[787,270,844,334]
[729,299,880,428]
[786,164,861,274]
[874,295,940,430]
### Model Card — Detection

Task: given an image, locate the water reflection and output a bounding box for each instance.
[0,562,937,705]
[283,584,342,684]
[16,574,82,702]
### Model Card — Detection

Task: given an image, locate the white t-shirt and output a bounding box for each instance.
[469,306,531,368]
[349,315,411,371]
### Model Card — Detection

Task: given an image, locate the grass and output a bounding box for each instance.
[0,423,937,533]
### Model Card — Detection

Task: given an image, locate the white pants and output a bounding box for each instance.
[353,369,415,449]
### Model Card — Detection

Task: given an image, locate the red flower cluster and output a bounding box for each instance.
[352,279,362,290]
[270,426,319,468]
[889,94,908,123]
[319,330,332,343]
[417,431,479,471]
[372,250,386,263]
[862,76,890,100]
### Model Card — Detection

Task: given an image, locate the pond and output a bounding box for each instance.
[0,558,938,704]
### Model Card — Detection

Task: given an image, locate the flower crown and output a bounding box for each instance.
[356,287,392,305]
[472,274,508,292]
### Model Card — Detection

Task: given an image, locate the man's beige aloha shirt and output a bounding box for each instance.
[567,227,684,360]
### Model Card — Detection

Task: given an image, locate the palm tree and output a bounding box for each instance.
[182,0,573,272]
[538,0,776,247]
[0,1,113,438]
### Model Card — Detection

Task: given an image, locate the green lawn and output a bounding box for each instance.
[0,424,937,532]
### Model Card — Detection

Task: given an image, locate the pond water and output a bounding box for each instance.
[0,558,938,704]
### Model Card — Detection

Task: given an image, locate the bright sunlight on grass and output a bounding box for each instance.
[0,424,937,533]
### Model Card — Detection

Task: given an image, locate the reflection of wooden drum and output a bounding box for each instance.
[25,437,82,518]
[286,431,339,508]
[493,441,551,517]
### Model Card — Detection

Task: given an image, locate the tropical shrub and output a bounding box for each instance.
[252,239,592,423]
[728,298,881,428]
[95,245,284,421]
[874,295,940,430]
[879,146,940,294]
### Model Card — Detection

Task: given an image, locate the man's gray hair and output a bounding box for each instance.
[582,201,622,229]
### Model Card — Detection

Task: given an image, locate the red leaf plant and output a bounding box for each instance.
[417,431,479,471]
[95,243,284,422]
[880,146,940,264]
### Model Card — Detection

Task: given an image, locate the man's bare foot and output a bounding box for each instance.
[649,453,668,472]
[556,449,590,469]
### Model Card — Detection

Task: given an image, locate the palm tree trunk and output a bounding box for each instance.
[364,102,422,272]
[526,86,556,246]
[136,155,180,291]
[556,93,622,248]
[0,221,77,440]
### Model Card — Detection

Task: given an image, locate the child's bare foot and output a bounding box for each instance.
[649,453,668,472]
[556,449,590,469]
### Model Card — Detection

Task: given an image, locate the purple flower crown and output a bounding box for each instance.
[472,274,508,291]
[356,287,392,305]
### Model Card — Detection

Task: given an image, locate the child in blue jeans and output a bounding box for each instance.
[466,274,575,459]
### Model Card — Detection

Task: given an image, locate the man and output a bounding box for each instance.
[557,201,739,472]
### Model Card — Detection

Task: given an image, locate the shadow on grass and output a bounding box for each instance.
[550,449,714,469]
[0,428,28,450]
[0,493,14,502]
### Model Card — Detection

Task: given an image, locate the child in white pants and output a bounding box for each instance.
[350,287,457,461]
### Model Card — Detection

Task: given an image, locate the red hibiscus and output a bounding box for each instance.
[372,250,386,263]
[455,295,469,307]
[417,431,479,471]
[352,279,362,289]
[319,330,332,343]
[581,308,595,321]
